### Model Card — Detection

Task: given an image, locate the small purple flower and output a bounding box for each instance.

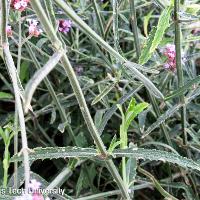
[162,44,176,72]
[58,19,72,34]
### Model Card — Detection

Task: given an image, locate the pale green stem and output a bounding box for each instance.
[174,0,187,145]
[129,0,141,59]
[1,0,30,192]
[14,108,19,188]
[25,43,77,145]
[17,12,22,73]
[92,0,104,37]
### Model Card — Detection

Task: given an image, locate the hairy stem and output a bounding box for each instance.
[92,0,104,37]
[1,0,30,191]
[129,0,141,59]
[174,0,187,145]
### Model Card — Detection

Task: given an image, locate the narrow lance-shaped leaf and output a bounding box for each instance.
[98,86,143,135]
[142,103,182,138]
[0,92,13,100]
[150,6,172,53]
[24,51,64,113]
[165,75,200,100]
[92,81,118,105]
[125,102,149,130]
[10,147,200,172]
[139,6,172,65]
[139,27,157,65]
[123,61,164,99]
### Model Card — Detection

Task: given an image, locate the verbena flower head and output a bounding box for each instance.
[27,19,43,37]
[6,25,13,37]
[163,44,176,72]
[11,0,30,11]
[58,19,72,33]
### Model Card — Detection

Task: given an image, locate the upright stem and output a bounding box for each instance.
[1,0,30,192]
[30,1,130,199]
[174,0,187,145]
[14,12,22,188]
[92,0,104,37]
[44,0,57,29]
[3,46,30,192]
[129,0,141,59]
[14,108,19,188]
[112,0,122,55]
[0,0,7,44]
[17,12,22,73]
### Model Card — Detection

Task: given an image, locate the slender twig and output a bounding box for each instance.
[17,12,22,73]
[1,0,30,192]
[25,43,77,145]
[14,108,19,189]
[129,0,141,59]
[0,0,7,44]
[174,0,187,145]
[14,12,22,188]
[3,46,31,192]
[112,0,123,55]
[92,0,104,37]
[30,1,130,199]
[44,0,57,29]
[24,51,64,112]
[138,167,178,200]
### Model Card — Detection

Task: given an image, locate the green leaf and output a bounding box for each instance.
[125,102,149,130]
[150,6,172,53]
[0,92,13,100]
[114,148,200,172]
[0,127,7,143]
[10,147,200,172]
[126,98,136,114]
[186,4,200,15]
[75,132,88,147]
[19,61,29,82]
[139,6,172,65]
[139,27,157,65]
[10,147,98,162]
[142,103,182,138]
[94,109,106,129]
[108,135,121,153]
[165,75,200,101]
[126,157,137,186]
[98,86,143,135]
[143,10,154,37]
[92,81,118,105]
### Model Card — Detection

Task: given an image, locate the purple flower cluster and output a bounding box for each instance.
[58,19,72,34]
[163,44,176,72]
